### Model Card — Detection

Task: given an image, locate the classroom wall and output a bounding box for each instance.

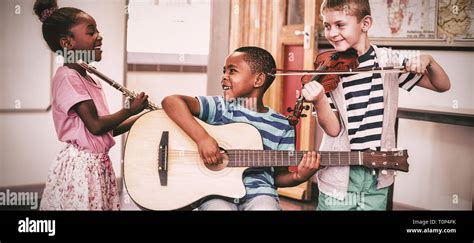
[395,119,473,210]
[207,0,230,96]
[398,50,474,111]
[0,0,127,187]
[393,49,474,210]
[126,72,207,103]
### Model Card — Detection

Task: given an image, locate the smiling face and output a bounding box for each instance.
[66,13,103,61]
[221,52,262,100]
[322,9,371,54]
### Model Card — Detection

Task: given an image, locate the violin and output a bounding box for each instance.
[270,48,407,126]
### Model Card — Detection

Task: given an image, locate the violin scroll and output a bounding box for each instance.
[286,95,311,126]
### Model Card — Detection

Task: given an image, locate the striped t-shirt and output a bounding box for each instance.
[325,46,423,151]
[197,96,295,200]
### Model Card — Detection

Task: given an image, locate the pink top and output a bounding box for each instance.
[51,66,116,153]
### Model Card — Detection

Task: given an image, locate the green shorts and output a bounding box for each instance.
[316,166,388,211]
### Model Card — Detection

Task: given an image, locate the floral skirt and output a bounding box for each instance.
[40,144,120,210]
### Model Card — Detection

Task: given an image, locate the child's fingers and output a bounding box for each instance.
[309,151,315,166]
[208,154,217,165]
[420,61,428,74]
[203,151,211,164]
[410,62,417,73]
[310,151,319,169]
[308,82,324,99]
[208,149,223,165]
[301,151,318,170]
[301,89,311,100]
[304,81,318,94]
[307,152,313,166]
[214,151,223,164]
[208,153,219,165]
[316,152,321,168]
[303,153,309,167]
[200,151,209,164]
[306,152,313,167]
[404,59,413,72]
[300,153,307,167]
[405,59,425,74]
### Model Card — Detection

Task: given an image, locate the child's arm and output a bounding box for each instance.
[405,54,451,92]
[74,92,148,136]
[275,151,320,187]
[302,81,341,137]
[111,114,142,137]
[161,95,222,165]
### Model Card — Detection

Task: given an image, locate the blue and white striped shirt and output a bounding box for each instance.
[326,46,423,151]
[197,96,295,200]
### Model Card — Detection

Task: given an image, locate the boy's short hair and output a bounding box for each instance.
[234,46,276,92]
[321,0,371,22]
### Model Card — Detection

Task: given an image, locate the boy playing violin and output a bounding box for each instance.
[302,0,451,210]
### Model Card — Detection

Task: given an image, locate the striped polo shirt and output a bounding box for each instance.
[197,96,295,200]
[325,46,423,151]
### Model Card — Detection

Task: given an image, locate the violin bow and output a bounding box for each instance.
[269,65,407,77]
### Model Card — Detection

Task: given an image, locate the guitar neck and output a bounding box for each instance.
[226,150,362,167]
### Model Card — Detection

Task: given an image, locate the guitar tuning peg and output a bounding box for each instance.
[381,170,388,175]
[287,107,294,113]
[372,169,376,175]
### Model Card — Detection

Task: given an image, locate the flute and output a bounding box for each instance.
[77,60,160,110]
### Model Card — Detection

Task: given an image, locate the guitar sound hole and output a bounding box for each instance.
[204,151,229,172]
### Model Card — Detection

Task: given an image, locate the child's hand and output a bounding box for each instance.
[301,81,326,105]
[129,92,149,115]
[197,135,223,165]
[404,54,432,75]
[294,151,320,182]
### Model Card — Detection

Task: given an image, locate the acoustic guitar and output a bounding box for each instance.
[123,110,409,210]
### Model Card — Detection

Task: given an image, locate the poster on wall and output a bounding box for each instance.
[319,0,474,46]
[369,0,474,44]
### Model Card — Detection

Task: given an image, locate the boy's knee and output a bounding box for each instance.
[198,199,237,211]
[242,195,281,210]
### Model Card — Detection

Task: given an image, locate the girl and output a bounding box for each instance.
[34,0,149,210]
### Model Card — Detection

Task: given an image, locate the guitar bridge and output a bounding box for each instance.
[158,131,169,186]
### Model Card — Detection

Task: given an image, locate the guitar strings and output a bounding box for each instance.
[163,151,389,159]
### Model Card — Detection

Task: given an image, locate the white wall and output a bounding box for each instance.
[395,120,473,210]
[0,0,52,110]
[127,72,207,103]
[0,117,5,186]
[0,0,127,187]
[398,50,474,111]
[207,0,230,96]
[393,49,474,210]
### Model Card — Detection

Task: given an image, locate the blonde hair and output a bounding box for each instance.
[321,0,371,22]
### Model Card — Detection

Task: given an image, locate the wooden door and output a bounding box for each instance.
[276,0,322,201]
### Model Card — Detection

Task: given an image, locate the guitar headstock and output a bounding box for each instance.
[362,149,409,172]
